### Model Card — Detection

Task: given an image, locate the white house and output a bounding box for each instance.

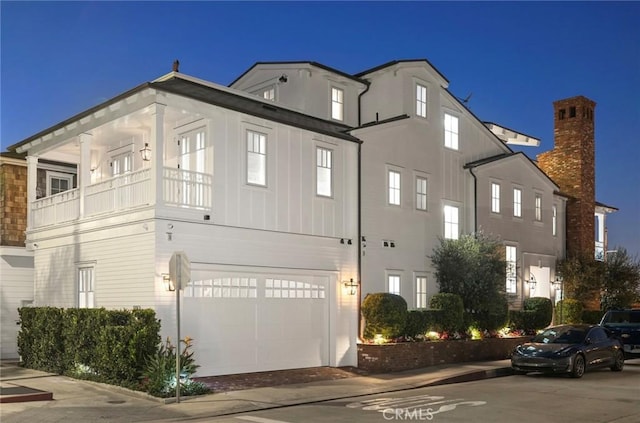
[8,72,360,375]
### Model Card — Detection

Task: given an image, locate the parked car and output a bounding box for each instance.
[599,309,640,359]
[511,324,624,378]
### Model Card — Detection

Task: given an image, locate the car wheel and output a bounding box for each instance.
[610,350,624,372]
[571,354,585,378]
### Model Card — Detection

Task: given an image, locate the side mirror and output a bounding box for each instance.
[584,338,592,345]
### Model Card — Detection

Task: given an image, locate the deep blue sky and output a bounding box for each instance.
[2,1,639,257]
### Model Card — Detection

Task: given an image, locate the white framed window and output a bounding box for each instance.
[444,204,459,240]
[388,170,401,206]
[553,205,558,236]
[78,265,95,308]
[416,176,428,211]
[316,147,332,197]
[263,86,275,101]
[535,193,542,221]
[513,188,522,218]
[416,276,428,309]
[506,246,517,294]
[491,183,501,213]
[331,87,344,121]
[247,130,267,186]
[388,274,400,295]
[46,171,72,196]
[416,83,427,118]
[444,113,459,150]
[111,152,133,177]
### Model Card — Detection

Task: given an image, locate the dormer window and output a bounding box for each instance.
[331,87,344,121]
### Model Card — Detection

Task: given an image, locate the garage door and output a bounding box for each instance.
[182,270,330,376]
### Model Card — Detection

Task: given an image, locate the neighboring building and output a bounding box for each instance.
[7,72,360,376]
[0,152,75,359]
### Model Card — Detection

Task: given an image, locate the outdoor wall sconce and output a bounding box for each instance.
[552,275,563,290]
[526,274,537,290]
[343,278,358,295]
[140,143,152,162]
[162,274,176,292]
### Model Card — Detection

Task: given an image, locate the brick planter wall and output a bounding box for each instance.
[358,337,527,373]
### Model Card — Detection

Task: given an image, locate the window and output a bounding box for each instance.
[444,113,459,150]
[416,176,427,211]
[535,194,542,221]
[513,188,522,218]
[316,147,332,197]
[388,275,400,295]
[247,130,267,186]
[263,87,275,101]
[416,276,428,309]
[558,109,566,120]
[506,246,517,294]
[491,183,501,213]
[552,205,558,236]
[78,266,95,308]
[569,106,576,118]
[111,152,132,177]
[416,84,427,118]
[331,87,344,121]
[444,205,459,240]
[388,170,401,206]
[46,172,72,196]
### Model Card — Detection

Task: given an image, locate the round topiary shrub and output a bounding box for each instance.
[556,299,583,324]
[361,293,408,340]
[429,293,464,333]
[523,297,553,329]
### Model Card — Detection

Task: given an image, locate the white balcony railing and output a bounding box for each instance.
[30,167,212,229]
[31,189,80,228]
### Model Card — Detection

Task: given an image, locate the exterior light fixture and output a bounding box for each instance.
[163,274,175,292]
[526,274,537,290]
[343,278,358,295]
[140,143,152,162]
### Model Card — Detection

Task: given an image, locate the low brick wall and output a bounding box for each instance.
[358,337,527,373]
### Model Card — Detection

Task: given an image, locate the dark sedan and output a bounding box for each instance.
[511,324,624,378]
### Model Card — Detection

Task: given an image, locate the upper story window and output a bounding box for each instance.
[535,194,542,221]
[263,86,275,101]
[553,205,558,236]
[46,171,73,196]
[331,87,344,121]
[444,113,459,150]
[513,188,522,218]
[505,245,517,294]
[247,130,267,186]
[388,274,400,295]
[388,170,401,206]
[316,147,332,197]
[178,128,207,173]
[491,183,501,214]
[111,152,132,177]
[416,176,428,211]
[444,204,459,240]
[416,84,427,118]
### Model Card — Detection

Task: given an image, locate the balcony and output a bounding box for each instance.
[30,167,212,229]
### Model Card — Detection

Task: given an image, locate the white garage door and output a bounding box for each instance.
[182,270,330,376]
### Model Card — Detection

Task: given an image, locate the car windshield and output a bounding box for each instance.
[601,311,640,325]
[532,327,587,344]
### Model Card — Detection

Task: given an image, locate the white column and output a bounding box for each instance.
[78,133,92,217]
[26,155,38,230]
[150,103,166,206]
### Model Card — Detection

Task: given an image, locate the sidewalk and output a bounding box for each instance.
[0,359,513,422]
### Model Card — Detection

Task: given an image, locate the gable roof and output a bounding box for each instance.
[464,151,559,190]
[229,61,369,87]
[8,73,361,153]
[354,59,449,85]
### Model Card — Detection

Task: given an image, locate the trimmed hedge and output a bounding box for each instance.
[404,309,442,337]
[430,293,464,333]
[555,299,583,324]
[18,307,160,387]
[362,293,408,339]
[509,297,553,331]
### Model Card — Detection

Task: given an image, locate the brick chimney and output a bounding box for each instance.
[537,96,596,258]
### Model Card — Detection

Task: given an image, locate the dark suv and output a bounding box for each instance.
[599,309,640,359]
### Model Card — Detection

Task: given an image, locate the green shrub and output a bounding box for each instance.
[17,307,65,373]
[362,293,408,339]
[141,337,211,398]
[404,310,443,337]
[523,297,553,329]
[581,309,605,324]
[464,295,509,331]
[556,299,583,324]
[430,293,464,333]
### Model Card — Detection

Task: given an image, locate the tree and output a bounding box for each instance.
[601,248,640,310]
[430,233,507,328]
[557,252,604,307]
